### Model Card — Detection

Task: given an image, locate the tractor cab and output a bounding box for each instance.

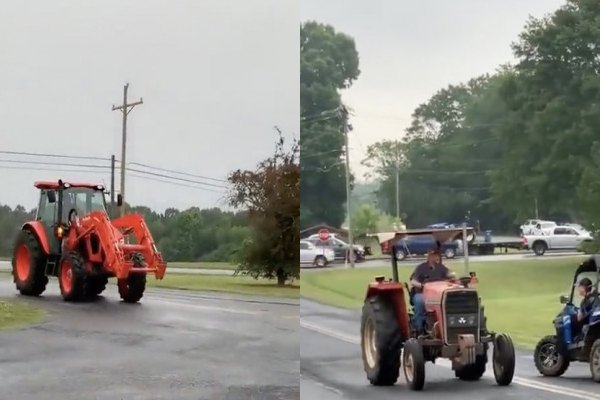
[534,255,600,381]
[34,180,113,255]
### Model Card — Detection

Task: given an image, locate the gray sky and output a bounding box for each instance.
[0,0,298,211]
[301,0,566,178]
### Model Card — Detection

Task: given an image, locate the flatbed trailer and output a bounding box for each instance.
[468,235,524,255]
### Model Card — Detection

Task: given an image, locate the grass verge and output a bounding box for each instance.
[167,261,237,270]
[301,256,587,349]
[0,299,44,330]
[148,273,299,299]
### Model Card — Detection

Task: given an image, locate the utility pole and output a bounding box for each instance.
[112,83,143,216]
[342,105,355,268]
[110,155,116,217]
[395,144,400,220]
[534,197,539,219]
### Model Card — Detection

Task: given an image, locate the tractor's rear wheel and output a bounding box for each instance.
[493,333,515,386]
[12,230,48,296]
[455,353,487,381]
[534,335,570,377]
[361,295,402,385]
[403,338,425,391]
[58,252,89,302]
[118,273,146,303]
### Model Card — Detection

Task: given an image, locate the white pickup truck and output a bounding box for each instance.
[523,226,593,256]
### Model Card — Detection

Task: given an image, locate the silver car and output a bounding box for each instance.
[300,240,335,267]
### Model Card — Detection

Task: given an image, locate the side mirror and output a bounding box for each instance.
[117,194,123,207]
[47,190,56,204]
[560,295,569,304]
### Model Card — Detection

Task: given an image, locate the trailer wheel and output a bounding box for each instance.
[403,338,425,391]
[493,333,515,386]
[12,230,48,296]
[58,252,89,302]
[361,295,402,385]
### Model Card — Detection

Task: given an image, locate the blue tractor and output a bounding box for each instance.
[533,255,600,382]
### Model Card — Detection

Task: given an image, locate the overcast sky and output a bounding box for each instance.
[301,0,566,178]
[0,0,298,211]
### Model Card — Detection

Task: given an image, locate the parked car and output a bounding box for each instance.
[394,234,458,260]
[520,219,557,235]
[300,240,335,267]
[306,235,366,261]
[523,226,593,256]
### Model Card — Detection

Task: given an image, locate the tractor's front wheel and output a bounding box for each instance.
[590,339,600,382]
[361,295,402,385]
[58,252,89,302]
[493,333,515,386]
[12,230,48,296]
[534,335,570,377]
[403,338,425,391]
[118,273,146,303]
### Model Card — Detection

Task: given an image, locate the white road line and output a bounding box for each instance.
[145,298,261,315]
[300,320,600,400]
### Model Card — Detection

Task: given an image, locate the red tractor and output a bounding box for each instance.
[12,180,167,303]
[360,228,515,390]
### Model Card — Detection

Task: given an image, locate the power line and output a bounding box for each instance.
[0,150,110,161]
[0,159,111,169]
[128,173,226,194]
[128,161,228,183]
[126,167,229,189]
[0,165,111,175]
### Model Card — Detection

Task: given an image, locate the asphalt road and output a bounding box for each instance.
[0,276,299,400]
[300,299,600,400]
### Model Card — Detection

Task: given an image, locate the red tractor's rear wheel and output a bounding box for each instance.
[361,295,402,385]
[118,273,146,303]
[58,252,89,302]
[12,230,48,296]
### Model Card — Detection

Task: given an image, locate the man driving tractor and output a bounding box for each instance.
[409,248,453,332]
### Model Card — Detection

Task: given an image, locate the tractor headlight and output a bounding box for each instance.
[55,225,65,238]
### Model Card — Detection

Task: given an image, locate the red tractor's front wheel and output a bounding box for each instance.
[118,273,146,303]
[12,230,48,296]
[58,252,89,302]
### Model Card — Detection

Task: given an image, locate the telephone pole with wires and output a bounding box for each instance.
[112,83,143,216]
[341,105,355,269]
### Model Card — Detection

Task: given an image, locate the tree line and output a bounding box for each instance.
[0,203,250,262]
[303,0,600,236]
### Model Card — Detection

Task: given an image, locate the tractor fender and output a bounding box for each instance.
[22,221,50,255]
[365,281,410,341]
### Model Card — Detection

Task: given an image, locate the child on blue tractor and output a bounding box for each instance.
[534,256,600,382]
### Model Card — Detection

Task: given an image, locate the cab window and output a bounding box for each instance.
[37,190,57,223]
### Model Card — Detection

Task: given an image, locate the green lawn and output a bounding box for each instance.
[148,273,299,298]
[167,261,236,270]
[301,256,587,349]
[0,299,44,330]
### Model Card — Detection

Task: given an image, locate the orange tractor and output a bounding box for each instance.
[360,228,515,390]
[12,180,167,303]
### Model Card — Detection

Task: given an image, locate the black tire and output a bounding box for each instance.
[455,352,487,381]
[533,241,547,256]
[493,333,515,386]
[534,335,570,377]
[87,276,108,298]
[590,339,600,382]
[118,273,146,303]
[361,295,403,385]
[12,230,48,296]
[58,252,89,302]
[403,338,425,391]
[395,250,407,261]
[314,255,327,268]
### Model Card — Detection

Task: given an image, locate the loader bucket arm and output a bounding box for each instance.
[111,214,167,279]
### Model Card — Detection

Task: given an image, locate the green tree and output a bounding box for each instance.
[300,21,360,228]
[228,133,299,286]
